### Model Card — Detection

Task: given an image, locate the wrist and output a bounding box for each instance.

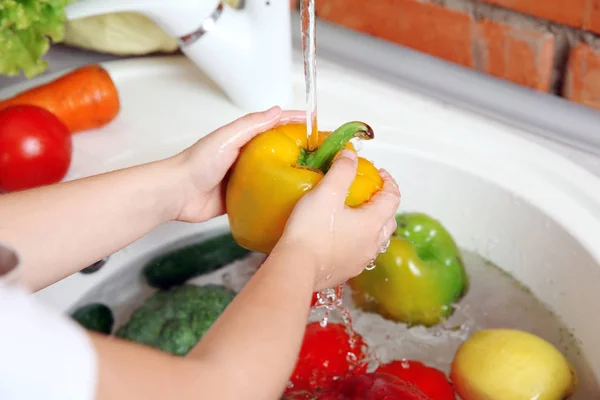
[266,241,321,289]
[149,155,189,224]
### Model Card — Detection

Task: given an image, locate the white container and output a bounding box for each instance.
[5,55,600,397]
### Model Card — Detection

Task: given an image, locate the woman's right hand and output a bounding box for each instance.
[273,149,401,291]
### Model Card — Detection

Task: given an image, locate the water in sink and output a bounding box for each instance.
[71,243,599,398]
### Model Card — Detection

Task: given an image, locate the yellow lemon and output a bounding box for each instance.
[451,329,577,400]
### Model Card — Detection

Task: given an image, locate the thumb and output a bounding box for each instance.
[313,150,358,204]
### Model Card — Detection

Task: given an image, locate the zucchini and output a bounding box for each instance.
[142,232,251,289]
[71,303,114,334]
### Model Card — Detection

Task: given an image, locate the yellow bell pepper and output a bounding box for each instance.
[226,121,383,254]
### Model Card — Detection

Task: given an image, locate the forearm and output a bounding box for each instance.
[187,245,316,399]
[0,156,185,291]
[91,246,315,400]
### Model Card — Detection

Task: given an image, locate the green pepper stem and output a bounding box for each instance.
[303,121,374,173]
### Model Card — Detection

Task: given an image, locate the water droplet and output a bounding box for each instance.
[379,239,390,254]
[351,138,363,152]
[365,259,377,271]
[346,352,358,363]
[320,316,328,328]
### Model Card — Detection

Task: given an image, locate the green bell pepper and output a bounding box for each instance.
[349,212,468,327]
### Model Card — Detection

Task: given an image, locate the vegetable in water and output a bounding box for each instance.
[71,303,114,334]
[376,360,455,399]
[315,372,430,400]
[349,212,468,327]
[450,329,577,400]
[286,322,367,394]
[0,65,120,134]
[142,232,251,289]
[226,122,383,254]
[116,284,235,356]
[0,105,72,192]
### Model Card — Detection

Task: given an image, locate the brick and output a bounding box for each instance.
[315,0,555,91]
[564,43,600,110]
[586,0,600,33]
[481,0,586,29]
[481,0,600,35]
[315,0,473,67]
[476,19,555,91]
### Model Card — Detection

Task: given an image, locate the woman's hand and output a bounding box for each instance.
[1,106,303,291]
[173,106,304,223]
[273,150,401,291]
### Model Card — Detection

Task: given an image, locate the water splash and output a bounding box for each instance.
[312,285,380,372]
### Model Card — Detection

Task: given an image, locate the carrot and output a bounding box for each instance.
[0,65,120,134]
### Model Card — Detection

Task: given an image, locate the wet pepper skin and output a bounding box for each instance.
[226,122,383,254]
[286,322,367,394]
[317,373,430,400]
[376,360,455,399]
[285,373,430,400]
[349,212,468,327]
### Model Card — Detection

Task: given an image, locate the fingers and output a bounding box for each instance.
[279,110,306,125]
[360,169,401,223]
[208,106,283,152]
[313,150,358,205]
[379,217,397,245]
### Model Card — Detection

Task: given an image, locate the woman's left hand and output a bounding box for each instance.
[1,106,301,291]
[172,106,304,223]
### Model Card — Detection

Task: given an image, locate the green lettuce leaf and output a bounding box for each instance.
[0,0,72,78]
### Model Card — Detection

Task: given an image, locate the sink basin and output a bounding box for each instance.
[9,55,600,396]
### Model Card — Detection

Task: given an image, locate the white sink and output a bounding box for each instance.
[9,54,600,396]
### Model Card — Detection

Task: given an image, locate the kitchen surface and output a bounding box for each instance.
[3,1,600,399]
[5,13,600,179]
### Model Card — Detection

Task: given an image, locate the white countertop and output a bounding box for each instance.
[4,45,600,179]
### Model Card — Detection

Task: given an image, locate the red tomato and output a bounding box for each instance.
[287,322,367,393]
[0,105,72,192]
[376,360,455,399]
[317,372,431,400]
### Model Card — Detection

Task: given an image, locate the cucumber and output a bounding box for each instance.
[142,232,251,289]
[71,303,114,334]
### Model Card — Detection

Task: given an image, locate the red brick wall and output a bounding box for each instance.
[291,0,600,111]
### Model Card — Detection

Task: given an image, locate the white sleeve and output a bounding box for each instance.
[0,284,98,400]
